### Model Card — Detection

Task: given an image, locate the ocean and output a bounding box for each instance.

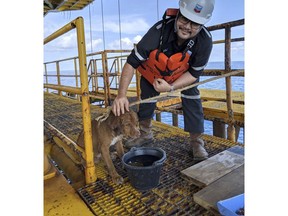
[44,61,244,143]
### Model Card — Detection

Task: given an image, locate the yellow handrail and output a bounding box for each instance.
[44,16,97,184]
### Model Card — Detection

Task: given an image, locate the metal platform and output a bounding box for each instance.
[44,92,243,215]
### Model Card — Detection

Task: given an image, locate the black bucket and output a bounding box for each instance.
[122,147,166,191]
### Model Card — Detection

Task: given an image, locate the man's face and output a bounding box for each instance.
[176,14,202,40]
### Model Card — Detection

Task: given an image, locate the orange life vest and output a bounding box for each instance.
[137,49,191,85]
[137,8,194,85]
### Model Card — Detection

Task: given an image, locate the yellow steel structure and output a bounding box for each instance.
[44,170,94,216]
[44,92,243,215]
[43,15,244,215]
[44,0,94,16]
[44,17,96,184]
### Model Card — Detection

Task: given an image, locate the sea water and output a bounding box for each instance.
[44,61,244,143]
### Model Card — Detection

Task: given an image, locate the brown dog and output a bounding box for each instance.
[77,110,140,184]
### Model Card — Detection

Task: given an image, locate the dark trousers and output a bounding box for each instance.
[138,77,204,134]
[138,77,160,121]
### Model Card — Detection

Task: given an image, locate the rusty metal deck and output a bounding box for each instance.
[44,92,243,215]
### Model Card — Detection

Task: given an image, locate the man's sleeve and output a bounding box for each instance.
[188,34,213,78]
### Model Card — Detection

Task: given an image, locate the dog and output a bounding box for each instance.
[77,110,140,184]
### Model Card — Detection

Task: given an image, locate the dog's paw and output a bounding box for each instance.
[94,153,102,163]
[110,151,118,160]
[111,174,124,185]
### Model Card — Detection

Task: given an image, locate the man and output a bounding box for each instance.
[111,0,215,161]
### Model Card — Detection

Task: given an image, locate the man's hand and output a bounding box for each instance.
[111,96,130,116]
[153,78,171,92]
[111,62,135,116]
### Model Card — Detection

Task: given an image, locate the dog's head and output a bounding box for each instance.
[111,110,140,138]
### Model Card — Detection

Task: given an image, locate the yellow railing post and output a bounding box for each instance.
[225,25,236,142]
[75,17,97,184]
[73,58,80,101]
[116,57,120,88]
[56,61,62,96]
[44,64,49,93]
[94,59,98,92]
[102,51,111,106]
[44,16,97,184]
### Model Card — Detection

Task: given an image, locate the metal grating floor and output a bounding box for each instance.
[44,92,243,215]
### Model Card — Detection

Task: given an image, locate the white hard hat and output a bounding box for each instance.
[179,0,215,25]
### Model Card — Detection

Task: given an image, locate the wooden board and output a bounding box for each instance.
[181,146,244,187]
[193,165,244,214]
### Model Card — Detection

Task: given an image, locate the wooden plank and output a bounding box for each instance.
[181,146,244,187]
[193,165,244,214]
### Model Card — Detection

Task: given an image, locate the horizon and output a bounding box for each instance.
[44,60,245,73]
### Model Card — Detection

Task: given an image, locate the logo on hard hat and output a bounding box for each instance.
[194,4,203,13]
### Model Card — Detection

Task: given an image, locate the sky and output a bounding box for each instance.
[44,0,245,68]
